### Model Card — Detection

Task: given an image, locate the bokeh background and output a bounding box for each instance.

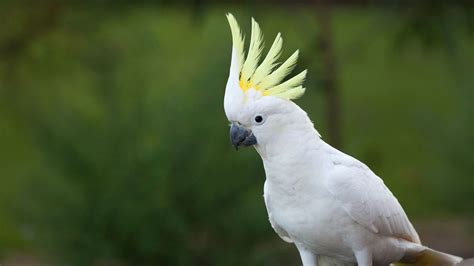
[0,0,473,265]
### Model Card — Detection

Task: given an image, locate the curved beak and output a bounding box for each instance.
[230,122,257,150]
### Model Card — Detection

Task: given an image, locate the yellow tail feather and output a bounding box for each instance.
[395,247,463,266]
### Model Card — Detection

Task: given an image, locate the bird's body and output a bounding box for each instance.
[257,103,420,265]
[223,13,465,265]
[255,105,419,264]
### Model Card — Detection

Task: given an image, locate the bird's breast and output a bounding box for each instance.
[263,177,354,259]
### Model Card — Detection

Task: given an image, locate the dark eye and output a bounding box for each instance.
[254,115,263,124]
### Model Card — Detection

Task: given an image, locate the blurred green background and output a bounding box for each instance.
[0,1,473,265]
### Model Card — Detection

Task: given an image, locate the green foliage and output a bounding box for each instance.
[0,4,472,265]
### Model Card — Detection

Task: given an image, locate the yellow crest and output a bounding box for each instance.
[226,13,307,100]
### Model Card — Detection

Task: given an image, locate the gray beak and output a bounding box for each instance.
[230,122,257,150]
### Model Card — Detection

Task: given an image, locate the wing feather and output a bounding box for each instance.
[325,151,420,244]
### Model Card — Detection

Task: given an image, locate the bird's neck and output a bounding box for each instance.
[255,116,324,192]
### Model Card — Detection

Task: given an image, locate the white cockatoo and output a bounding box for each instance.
[223,14,468,266]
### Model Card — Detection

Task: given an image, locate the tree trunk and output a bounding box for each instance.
[315,0,342,148]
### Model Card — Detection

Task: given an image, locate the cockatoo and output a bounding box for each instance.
[223,14,468,266]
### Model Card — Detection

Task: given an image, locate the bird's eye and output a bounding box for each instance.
[254,115,264,124]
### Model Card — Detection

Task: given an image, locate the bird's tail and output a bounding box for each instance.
[412,248,463,265]
[395,244,466,266]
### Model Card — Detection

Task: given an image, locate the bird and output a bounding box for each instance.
[223,13,469,266]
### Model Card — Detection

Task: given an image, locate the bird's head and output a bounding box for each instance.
[224,14,311,151]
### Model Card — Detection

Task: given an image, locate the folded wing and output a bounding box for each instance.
[325,150,420,244]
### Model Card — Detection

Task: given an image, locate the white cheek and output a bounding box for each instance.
[252,123,272,145]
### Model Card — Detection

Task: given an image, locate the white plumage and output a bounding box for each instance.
[223,14,465,266]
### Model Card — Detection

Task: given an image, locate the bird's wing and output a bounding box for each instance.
[325,150,420,244]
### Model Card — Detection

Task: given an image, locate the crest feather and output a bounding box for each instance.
[226,14,307,100]
[226,13,245,71]
[241,18,264,85]
[252,33,282,85]
[257,50,299,91]
[276,86,306,100]
[264,69,307,95]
